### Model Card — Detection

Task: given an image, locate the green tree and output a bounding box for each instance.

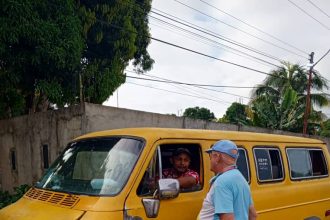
[0,0,84,117]
[319,119,330,137]
[79,0,154,103]
[221,102,251,125]
[250,62,329,133]
[0,0,154,119]
[183,107,216,121]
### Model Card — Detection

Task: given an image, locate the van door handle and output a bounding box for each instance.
[304,217,321,220]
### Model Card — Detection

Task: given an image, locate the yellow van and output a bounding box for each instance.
[1,128,330,219]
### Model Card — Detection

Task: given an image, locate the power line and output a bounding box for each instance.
[96,19,280,78]
[199,0,309,55]
[167,80,244,103]
[150,13,282,66]
[126,81,233,105]
[306,0,330,18]
[139,74,236,103]
[287,0,330,31]
[149,15,281,68]
[174,0,309,59]
[313,49,330,67]
[149,36,275,77]
[151,8,285,63]
[149,21,275,68]
[152,13,330,81]
[150,21,275,68]
[312,49,330,84]
[141,76,251,100]
[126,70,253,100]
[161,79,229,103]
[126,75,261,89]
[116,0,287,64]
[120,0,288,65]
[120,0,286,65]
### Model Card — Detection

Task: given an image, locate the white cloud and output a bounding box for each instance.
[104,0,330,119]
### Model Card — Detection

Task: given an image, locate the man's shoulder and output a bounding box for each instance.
[217,169,241,183]
[219,170,249,189]
[223,169,242,177]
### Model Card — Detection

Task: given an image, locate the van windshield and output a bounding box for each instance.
[35,137,144,196]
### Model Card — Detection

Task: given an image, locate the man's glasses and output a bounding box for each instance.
[208,152,221,159]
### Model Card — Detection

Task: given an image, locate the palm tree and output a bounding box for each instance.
[250,62,329,133]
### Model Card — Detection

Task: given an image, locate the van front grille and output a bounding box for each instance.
[24,188,79,208]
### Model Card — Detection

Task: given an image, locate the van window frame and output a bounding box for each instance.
[253,146,285,183]
[136,142,204,197]
[286,147,329,181]
[159,143,203,193]
[36,136,146,197]
[237,147,251,184]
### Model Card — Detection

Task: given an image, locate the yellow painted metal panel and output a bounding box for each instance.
[0,198,84,220]
[80,210,122,219]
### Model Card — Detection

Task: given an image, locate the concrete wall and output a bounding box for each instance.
[83,103,239,132]
[0,105,85,192]
[0,102,329,192]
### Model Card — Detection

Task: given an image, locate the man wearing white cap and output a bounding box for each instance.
[198,140,257,220]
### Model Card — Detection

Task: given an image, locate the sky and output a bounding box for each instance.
[105,0,330,119]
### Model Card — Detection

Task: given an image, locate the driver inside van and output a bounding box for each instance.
[162,148,200,189]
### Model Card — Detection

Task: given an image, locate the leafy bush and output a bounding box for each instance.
[0,184,30,209]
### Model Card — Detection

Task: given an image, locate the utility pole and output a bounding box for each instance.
[303,52,314,136]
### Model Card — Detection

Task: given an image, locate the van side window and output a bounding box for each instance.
[310,150,328,176]
[253,148,284,182]
[287,148,328,179]
[236,148,250,182]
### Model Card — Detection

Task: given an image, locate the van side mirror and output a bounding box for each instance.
[141,179,179,218]
[157,178,180,200]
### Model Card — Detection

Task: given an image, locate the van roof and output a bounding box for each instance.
[75,128,324,144]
